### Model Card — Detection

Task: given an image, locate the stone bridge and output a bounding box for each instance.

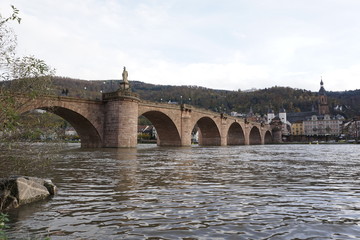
[10,91,273,148]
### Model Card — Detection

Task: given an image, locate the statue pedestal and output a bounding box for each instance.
[119,81,129,90]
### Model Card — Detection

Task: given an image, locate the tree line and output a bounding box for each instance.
[48,76,360,119]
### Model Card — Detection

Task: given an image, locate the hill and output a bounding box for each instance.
[4,76,359,120]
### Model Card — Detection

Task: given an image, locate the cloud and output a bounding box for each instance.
[2,0,360,92]
[324,64,360,91]
[267,36,325,64]
[130,60,271,91]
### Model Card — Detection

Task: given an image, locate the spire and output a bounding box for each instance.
[320,76,324,86]
[318,76,329,115]
[319,76,326,96]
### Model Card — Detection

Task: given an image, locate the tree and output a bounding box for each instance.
[0,5,21,81]
[0,5,55,135]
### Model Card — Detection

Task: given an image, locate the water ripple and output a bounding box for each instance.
[2,144,360,239]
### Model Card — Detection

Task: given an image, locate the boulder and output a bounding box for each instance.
[0,176,57,211]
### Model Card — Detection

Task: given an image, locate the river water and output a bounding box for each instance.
[1,143,360,239]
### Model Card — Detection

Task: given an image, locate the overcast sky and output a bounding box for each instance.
[1,0,360,91]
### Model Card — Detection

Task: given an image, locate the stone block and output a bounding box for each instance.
[0,176,57,210]
[16,177,50,205]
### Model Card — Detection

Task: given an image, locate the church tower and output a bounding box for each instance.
[267,108,275,124]
[279,107,287,123]
[318,77,330,115]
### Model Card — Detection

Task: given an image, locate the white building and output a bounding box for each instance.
[279,107,287,123]
[303,114,344,136]
[267,108,291,136]
[267,109,275,124]
[302,80,344,137]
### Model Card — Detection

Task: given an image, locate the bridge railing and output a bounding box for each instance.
[139,100,253,124]
[102,90,139,101]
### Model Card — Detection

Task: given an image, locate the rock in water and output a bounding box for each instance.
[0,176,57,211]
[16,177,51,204]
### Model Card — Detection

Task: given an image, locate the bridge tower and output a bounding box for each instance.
[102,67,140,147]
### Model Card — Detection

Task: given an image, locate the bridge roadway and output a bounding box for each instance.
[11,93,273,148]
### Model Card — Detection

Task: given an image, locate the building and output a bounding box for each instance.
[338,118,360,140]
[279,107,287,125]
[302,79,344,137]
[291,121,304,136]
[230,111,246,118]
[267,109,275,124]
[65,127,78,136]
[267,107,291,136]
[318,78,330,115]
[285,78,345,140]
[303,114,343,136]
[138,125,157,139]
[246,107,265,123]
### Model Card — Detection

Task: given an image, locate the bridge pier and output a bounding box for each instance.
[180,105,192,147]
[244,123,251,145]
[220,117,228,146]
[103,91,140,148]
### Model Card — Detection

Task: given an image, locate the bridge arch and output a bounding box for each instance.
[194,117,221,146]
[264,130,273,144]
[139,110,181,146]
[227,122,245,145]
[20,106,102,148]
[249,126,262,145]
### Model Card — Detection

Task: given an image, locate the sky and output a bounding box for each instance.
[1,0,360,92]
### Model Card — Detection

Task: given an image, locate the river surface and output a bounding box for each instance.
[1,143,360,239]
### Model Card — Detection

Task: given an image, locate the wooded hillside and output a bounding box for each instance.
[14,76,360,119]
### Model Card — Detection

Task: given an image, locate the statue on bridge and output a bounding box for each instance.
[119,66,130,90]
[122,66,129,84]
[103,65,139,99]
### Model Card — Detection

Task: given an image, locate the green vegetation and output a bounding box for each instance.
[138,115,152,125]
[1,5,56,143]
[4,111,68,142]
[0,213,9,240]
[0,211,51,239]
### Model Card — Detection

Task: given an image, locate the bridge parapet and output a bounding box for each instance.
[102,90,139,101]
[140,100,182,110]
[138,101,268,126]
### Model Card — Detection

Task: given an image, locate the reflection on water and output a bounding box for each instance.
[1,143,360,239]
